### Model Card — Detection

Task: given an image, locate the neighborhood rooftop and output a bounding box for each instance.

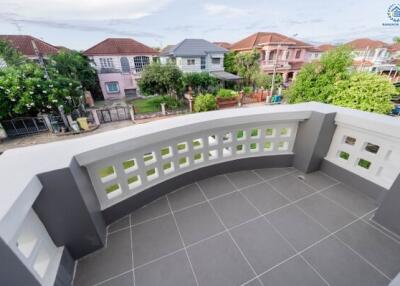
[83,38,158,56]
[160,39,228,57]
[0,35,59,57]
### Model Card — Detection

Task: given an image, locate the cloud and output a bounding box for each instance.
[1,0,172,20]
[286,18,324,25]
[203,3,250,18]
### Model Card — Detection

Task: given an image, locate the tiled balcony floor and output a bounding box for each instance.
[73,168,400,286]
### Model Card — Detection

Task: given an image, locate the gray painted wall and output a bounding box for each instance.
[54,248,75,286]
[34,158,106,259]
[293,111,337,173]
[0,237,40,286]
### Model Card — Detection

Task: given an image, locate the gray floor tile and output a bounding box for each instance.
[135,250,197,286]
[297,194,356,232]
[132,196,170,225]
[211,192,259,228]
[188,233,254,286]
[226,170,263,189]
[243,278,263,286]
[174,202,225,245]
[167,183,205,211]
[267,205,329,251]
[260,256,327,286]
[131,214,183,267]
[97,272,133,286]
[197,175,235,199]
[73,229,132,286]
[254,167,292,180]
[303,236,389,286]
[336,220,400,279]
[293,171,337,191]
[230,217,295,274]
[241,182,289,213]
[269,174,315,201]
[107,216,130,233]
[322,183,376,217]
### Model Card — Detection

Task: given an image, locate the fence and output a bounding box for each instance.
[96,107,131,124]
[1,117,49,137]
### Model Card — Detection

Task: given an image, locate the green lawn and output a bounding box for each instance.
[130,96,163,113]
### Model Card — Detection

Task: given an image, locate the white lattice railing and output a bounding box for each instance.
[86,122,299,209]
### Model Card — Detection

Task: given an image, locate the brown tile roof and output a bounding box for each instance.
[230,32,312,51]
[345,38,388,50]
[213,42,231,49]
[0,35,59,57]
[307,46,323,52]
[84,38,158,56]
[318,44,336,52]
[389,43,400,51]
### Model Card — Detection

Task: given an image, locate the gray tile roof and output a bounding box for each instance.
[160,39,228,57]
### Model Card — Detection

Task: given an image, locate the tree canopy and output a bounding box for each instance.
[223,51,238,74]
[235,50,261,85]
[182,72,218,94]
[0,40,26,67]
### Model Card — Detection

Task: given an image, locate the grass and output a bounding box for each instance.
[130,96,163,113]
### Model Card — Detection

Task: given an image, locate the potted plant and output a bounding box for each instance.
[216,89,238,108]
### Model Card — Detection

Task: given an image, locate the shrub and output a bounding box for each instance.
[182,72,218,94]
[243,86,253,95]
[193,94,217,112]
[216,88,237,99]
[147,96,183,109]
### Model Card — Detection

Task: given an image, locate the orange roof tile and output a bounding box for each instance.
[318,44,336,52]
[0,35,59,57]
[84,38,158,56]
[346,38,388,50]
[213,42,232,49]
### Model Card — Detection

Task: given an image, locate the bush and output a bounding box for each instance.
[182,72,218,94]
[216,88,237,99]
[193,94,217,112]
[147,96,183,109]
[243,86,252,96]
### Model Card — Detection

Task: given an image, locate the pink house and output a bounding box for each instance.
[84,38,158,100]
[230,32,314,82]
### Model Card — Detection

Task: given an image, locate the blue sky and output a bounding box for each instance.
[0,0,398,50]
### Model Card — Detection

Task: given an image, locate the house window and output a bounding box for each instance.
[105,82,120,93]
[295,50,301,59]
[269,50,276,61]
[200,57,206,69]
[100,58,114,68]
[211,57,221,65]
[120,57,131,73]
[134,56,150,72]
[187,59,196,65]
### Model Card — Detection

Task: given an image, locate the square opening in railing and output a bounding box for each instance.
[16,229,37,259]
[236,130,246,141]
[163,162,175,174]
[177,142,188,153]
[98,166,117,183]
[250,143,259,152]
[33,249,50,278]
[236,144,245,154]
[265,128,276,138]
[194,153,204,164]
[161,147,173,159]
[344,136,356,146]
[192,138,204,149]
[364,143,380,154]
[278,141,289,151]
[280,128,291,137]
[208,135,218,146]
[357,159,371,170]
[223,147,232,157]
[179,157,190,168]
[264,141,273,151]
[250,128,260,139]
[105,184,122,199]
[143,152,157,165]
[122,159,137,173]
[223,132,233,143]
[127,175,142,190]
[146,168,159,181]
[338,151,350,160]
[208,150,218,160]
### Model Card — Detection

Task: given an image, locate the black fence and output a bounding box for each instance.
[96,107,131,123]
[2,117,49,137]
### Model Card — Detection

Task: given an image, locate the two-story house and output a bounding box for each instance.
[84,38,158,100]
[230,32,314,82]
[345,39,396,75]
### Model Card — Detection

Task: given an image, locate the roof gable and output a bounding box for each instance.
[163,39,227,57]
[84,38,158,56]
[0,35,59,57]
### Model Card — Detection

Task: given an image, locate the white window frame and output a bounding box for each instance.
[187,59,196,65]
[211,57,221,65]
[100,58,114,68]
[105,82,120,94]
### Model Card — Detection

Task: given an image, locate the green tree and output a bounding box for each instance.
[49,50,101,98]
[0,63,83,119]
[288,45,352,103]
[224,51,238,74]
[329,72,395,114]
[252,71,283,90]
[138,62,183,97]
[235,50,260,85]
[0,40,27,66]
[393,36,400,43]
[182,72,218,94]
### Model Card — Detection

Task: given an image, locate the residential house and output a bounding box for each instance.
[230,32,314,82]
[213,42,232,49]
[305,46,323,62]
[84,38,158,100]
[318,44,336,53]
[345,38,396,76]
[0,35,59,65]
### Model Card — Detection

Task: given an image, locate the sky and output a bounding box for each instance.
[0,0,398,50]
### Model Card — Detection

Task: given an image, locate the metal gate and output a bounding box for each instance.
[1,117,48,137]
[96,107,131,123]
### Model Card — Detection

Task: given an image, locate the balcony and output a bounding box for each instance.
[1,103,400,286]
[261,60,291,70]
